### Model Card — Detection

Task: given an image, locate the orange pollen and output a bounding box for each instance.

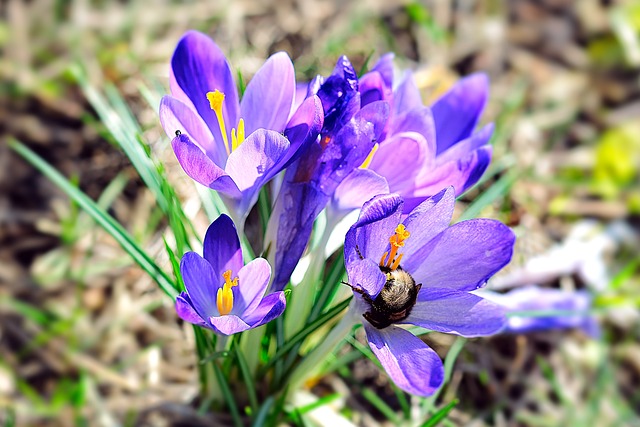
[320,135,331,148]
[380,224,410,269]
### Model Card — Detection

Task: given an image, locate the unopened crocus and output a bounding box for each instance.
[266,57,389,290]
[160,31,322,224]
[175,214,285,335]
[479,286,599,337]
[343,187,514,396]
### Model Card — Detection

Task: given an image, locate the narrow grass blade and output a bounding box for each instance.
[257,186,271,235]
[72,65,195,254]
[457,169,519,222]
[212,362,243,427]
[199,351,230,364]
[234,342,259,413]
[311,250,346,319]
[422,337,466,411]
[163,238,184,291]
[0,296,51,326]
[421,399,459,427]
[393,386,411,420]
[9,140,178,299]
[273,316,286,387]
[251,397,274,427]
[358,49,376,77]
[362,388,401,424]
[294,393,341,416]
[260,297,352,373]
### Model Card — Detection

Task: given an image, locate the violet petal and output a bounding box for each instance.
[403,288,506,336]
[344,193,403,273]
[175,292,208,327]
[370,53,395,90]
[359,71,387,107]
[314,101,389,196]
[171,31,239,156]
[389,107,436,153]
[281,95,324,171]
[233,258,271,317]
[208,314,252,335]
[409,218,515,291]
[225,129,291,216]
[171,133,241,197]
[480,287,599,337]
[435,123,493,165]
[332,168,389,213]
[240,52,295,134]
[180,252,220,319]
[393,72,423,116]
[317,56,360,136]
[160,95,219,164]
[225,129,291,192]
[414,145,492,198]
[369,132,431,194]
[432,73,488,155]
[270,181,328,290]
[346,258,387,298]
[171,133,224,185]
[364,323,444,397]
[400,187,455,271]
[203,214,243,281]
[242,292,287,327]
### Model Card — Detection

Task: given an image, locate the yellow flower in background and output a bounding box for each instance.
[592,123,640,199]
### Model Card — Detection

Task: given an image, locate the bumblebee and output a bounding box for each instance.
[349,266,422,330]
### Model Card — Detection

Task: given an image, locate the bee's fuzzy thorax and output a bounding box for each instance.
[362,266,421,329]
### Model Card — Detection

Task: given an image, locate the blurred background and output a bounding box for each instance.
[1,0,639,425]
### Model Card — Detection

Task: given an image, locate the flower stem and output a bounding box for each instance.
[239,324,265,376]
[284,213,336,339]
[287,304,358,395]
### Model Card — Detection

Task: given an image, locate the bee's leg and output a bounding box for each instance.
[363,311,386,329]
[341,281,374,304]
[416,283,422,293]
[363,311,374,325]
[355,244,364,260]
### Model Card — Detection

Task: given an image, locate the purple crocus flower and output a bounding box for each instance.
[175,214,286,335]
[479,286,599,337]
[159,31,322,223]
[334,56,493,213]
[266,57,389,290]
[343,187,514,396]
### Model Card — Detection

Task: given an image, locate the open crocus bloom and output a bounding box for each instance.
[160,31,322,222]
[175,214,286,335]
[343,187,514,396]
[334,55,493,213]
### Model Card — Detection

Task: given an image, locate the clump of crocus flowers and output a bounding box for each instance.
[159,30,540,409]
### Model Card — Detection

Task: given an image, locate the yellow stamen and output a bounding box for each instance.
[216,269,239,316]
[359,143,379,169]
[231,118,245,151]
[207,90,231,156]
[382,224,410,269]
